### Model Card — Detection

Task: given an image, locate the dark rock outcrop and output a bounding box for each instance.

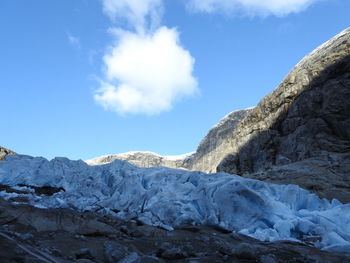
[241,153,350,203]
[0,147,15,161]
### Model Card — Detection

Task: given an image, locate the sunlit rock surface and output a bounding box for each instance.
[217,27,350,202]
[0,146,15,161]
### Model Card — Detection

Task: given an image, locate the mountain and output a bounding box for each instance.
[87,28,350,202]
[86,108,254,170]
[216,27,350,172]
[186,108,254,171]
[86,151,194,169]
[216,27,350,202]
[0,146,15,161]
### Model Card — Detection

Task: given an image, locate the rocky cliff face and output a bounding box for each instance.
[215,27,350,202]
[185,108,254,171]
[217,28,350,174]
[0,146,15,161]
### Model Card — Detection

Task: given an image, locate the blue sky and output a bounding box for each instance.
[1,0,349,160]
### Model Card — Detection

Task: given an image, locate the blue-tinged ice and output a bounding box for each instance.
[0,154,349,252]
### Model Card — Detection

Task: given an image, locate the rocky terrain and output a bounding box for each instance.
[86,151,194,169]
[216,27,350,202]
[86,108,254,170]
[88,27,350,203]
[0,146,15,161]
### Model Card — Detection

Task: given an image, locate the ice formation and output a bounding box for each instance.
[1,155,350,252]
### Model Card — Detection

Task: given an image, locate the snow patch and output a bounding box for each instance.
[210,107,255,131]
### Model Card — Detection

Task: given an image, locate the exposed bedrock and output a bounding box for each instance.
[85,108,254,170]
[0,146,15,161]
[216,28,350,202]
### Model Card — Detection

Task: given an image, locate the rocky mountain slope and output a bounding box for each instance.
[216,27,350,172]
[87,28,350,203]
[186,108,254,170]
[86,151,194,169]
[0,146,15,161]
[216,27,350,202]
[86,108,254,170]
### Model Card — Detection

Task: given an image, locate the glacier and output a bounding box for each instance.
[0,155,350,253]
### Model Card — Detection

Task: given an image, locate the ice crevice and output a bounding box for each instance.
[0,155,350,253]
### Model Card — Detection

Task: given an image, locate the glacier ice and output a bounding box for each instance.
[0,154,350,252]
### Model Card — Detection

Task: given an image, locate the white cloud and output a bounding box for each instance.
[187,0,321,16]
[67,33,81,49]
[101,0,162,31]
[94,27,198,115]
[96,0,197,115]
[95,0,323,115]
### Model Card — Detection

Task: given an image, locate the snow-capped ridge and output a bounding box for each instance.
[210,106,255,131]
[85,107,254,170]
[86,151,195,167]
[115,151,195,161]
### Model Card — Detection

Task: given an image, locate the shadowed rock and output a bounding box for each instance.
[216,28,350,202]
